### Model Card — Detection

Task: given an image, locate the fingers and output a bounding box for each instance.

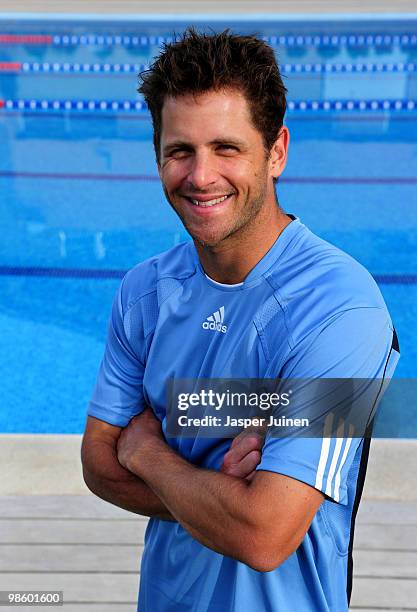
[227,432,264,459]
[221,430,265,479]
[221,450,261,479]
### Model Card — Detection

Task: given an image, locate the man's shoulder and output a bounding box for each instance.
[260,225,391,354]
[120,241,197,312]
[267,225,387,312]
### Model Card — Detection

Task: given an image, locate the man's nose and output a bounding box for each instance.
[187,151,218,189]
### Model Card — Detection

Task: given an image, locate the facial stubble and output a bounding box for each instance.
[161,164,271,249]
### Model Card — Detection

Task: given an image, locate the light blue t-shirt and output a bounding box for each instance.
[88,217,399,612]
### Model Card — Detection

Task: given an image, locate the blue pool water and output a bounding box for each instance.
[0,17,416,435]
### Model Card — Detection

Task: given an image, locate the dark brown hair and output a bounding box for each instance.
[138,28,287,162]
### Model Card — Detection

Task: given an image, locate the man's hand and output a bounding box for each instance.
[118,408,264,481]
[221,431,264,481]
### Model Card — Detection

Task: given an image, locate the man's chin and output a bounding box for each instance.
[185,224,228,248]
[189,223,245,249]
[192,234,225,248]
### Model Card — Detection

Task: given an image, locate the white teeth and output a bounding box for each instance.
[190,194,229,207]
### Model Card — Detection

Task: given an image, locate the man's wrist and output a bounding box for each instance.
[126,436,167,478]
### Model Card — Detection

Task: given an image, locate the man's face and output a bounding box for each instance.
[158,89,283,247]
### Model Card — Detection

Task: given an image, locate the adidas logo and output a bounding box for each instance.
[202,306,228,334]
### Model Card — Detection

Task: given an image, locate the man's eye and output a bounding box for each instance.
[218,145,238,152]
[170,148,191,158]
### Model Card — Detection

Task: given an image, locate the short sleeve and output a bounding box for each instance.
[257,307,399,504]
[87,277,146,427]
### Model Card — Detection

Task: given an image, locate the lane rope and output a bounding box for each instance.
[1,61,416,74]
[0,34,53,44]
[0,266,414,285]
[1,32,417,48]
[0,98,416,112]
[1,171,415,184]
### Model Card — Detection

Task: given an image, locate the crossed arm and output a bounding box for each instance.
[82,409,323,572]
[82,415,175,521]
[82,412,262,519]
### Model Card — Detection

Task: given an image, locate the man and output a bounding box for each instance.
[82,29,400,611]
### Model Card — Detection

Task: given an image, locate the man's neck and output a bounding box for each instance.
[195,208,292,285]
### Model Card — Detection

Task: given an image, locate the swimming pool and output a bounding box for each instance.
[0,16,416,435]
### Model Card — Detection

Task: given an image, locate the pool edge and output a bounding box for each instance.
[1,435,416,500]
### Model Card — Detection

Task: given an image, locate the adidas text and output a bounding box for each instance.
[202,321,227,333]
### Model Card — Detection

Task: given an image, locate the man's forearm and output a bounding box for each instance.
[81,438,175,521]
[126,439,262,562]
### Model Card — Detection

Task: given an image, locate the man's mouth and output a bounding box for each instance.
[183,194,233,208]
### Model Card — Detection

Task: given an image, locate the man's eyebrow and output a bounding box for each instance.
[209,138,246,147]
[163,138,246,153]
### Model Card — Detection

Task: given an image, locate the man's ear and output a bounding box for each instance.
[270,126,290,180]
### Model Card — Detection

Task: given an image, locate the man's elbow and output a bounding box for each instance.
[81,463,98,495]
[81,439,91,481]
[80,437,113,497]
[81,451,102,498]
[237,532,290,573]
[243,547,285,573]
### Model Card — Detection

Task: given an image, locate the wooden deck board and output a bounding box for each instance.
[0,544,143,572]
[350,577,417,609]
[0,519,147,545]
[353,550,417,578]
[354,523,417,550]
[0,496,415,608]
[0,496,138,520]
[0,572,139,603]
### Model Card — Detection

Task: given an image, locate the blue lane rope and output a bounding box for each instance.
[20,61,148,73]
[15,61,417,74]
[1,99,147,111]
[282,62,417,74]
[1,98,416,112]
[0,266,125,279]
[0,266,415,285]
[287,99,417,111]
[44,33,417,48]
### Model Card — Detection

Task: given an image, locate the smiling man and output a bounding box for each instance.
[158,86,289,269]
[82,30,399,611]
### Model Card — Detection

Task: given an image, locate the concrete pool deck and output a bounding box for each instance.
[0,437,416,610]
[1,436,416,499]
